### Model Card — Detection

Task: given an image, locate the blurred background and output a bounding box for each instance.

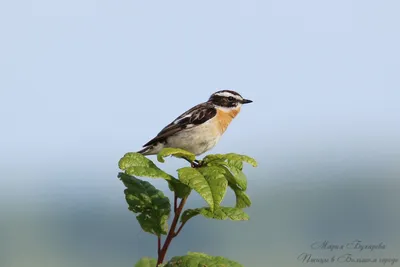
[1,0,399,266]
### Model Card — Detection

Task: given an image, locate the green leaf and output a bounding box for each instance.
[233,189,252,208]
[202,159,247,191]
[134,257,157,267]
[135,211,169,236]
[203,153,258,167]
[177,166,228,211]
[125,166,172,180]
[202,153,257,191]
[199,206,250,221]
[201,155,224,165]
[186,252,213,259]
[119,152,172,180]
[181,207,249,222]
[178,167,214,210]
[157,148,196,163]
[119,152,156,169]
[224,163,247,191]
[118,173,171,235]
[164,252,244,267]
[224,153,258,167]
[227,159,243,170]
[167,178,191,199]
[197,166,228,210]
[180,208,201,224]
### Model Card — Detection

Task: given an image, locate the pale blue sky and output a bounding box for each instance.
[1,0,399,181]
[1,1,400,267]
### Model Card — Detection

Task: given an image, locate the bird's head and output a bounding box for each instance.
[208,90,253,111]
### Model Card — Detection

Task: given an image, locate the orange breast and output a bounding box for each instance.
[215,107,241,134]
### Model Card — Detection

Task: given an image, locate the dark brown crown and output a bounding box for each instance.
[208,90,244,108]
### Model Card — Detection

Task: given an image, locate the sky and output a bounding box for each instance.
[0,1,399,266]
[1,0,399,175]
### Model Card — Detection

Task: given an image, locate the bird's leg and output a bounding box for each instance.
[190,161,199,168]
[191,159,203,168]
[182,157,203,168]
[182,157,191,164]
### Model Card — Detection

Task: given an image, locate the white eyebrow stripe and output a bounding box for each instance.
[215,92,243,100]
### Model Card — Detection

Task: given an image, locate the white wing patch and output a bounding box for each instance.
[165,103,216,132]
[172,107,206,125]
[173,113,192,124]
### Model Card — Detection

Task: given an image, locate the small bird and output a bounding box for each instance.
[138,90,253,157]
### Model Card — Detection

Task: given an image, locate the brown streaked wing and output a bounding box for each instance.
[142,102,216,147]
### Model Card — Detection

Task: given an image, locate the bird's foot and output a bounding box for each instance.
[190,159,203,168]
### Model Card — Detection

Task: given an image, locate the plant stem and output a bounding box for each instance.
[156,196,188,266]
[182,157,202,168]
[157,236,161,256]
[174,195,178,213]
[173,221,186,237]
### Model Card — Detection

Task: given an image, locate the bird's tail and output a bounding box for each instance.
[137,146,152,155]
[137,142,163,155]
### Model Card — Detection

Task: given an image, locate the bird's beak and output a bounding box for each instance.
[241,99,253,104]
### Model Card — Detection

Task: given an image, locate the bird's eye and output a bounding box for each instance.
[228,96,235,101]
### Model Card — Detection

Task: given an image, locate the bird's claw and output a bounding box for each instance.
[190,159,203,168]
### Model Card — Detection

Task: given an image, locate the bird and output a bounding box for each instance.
[137,89,253,157]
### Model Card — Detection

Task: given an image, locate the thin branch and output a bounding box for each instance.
[157,197,188,265]
[182,157,203,168]
[174,194,178,213]
[157,235,161,256]
[173,221,187,237]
